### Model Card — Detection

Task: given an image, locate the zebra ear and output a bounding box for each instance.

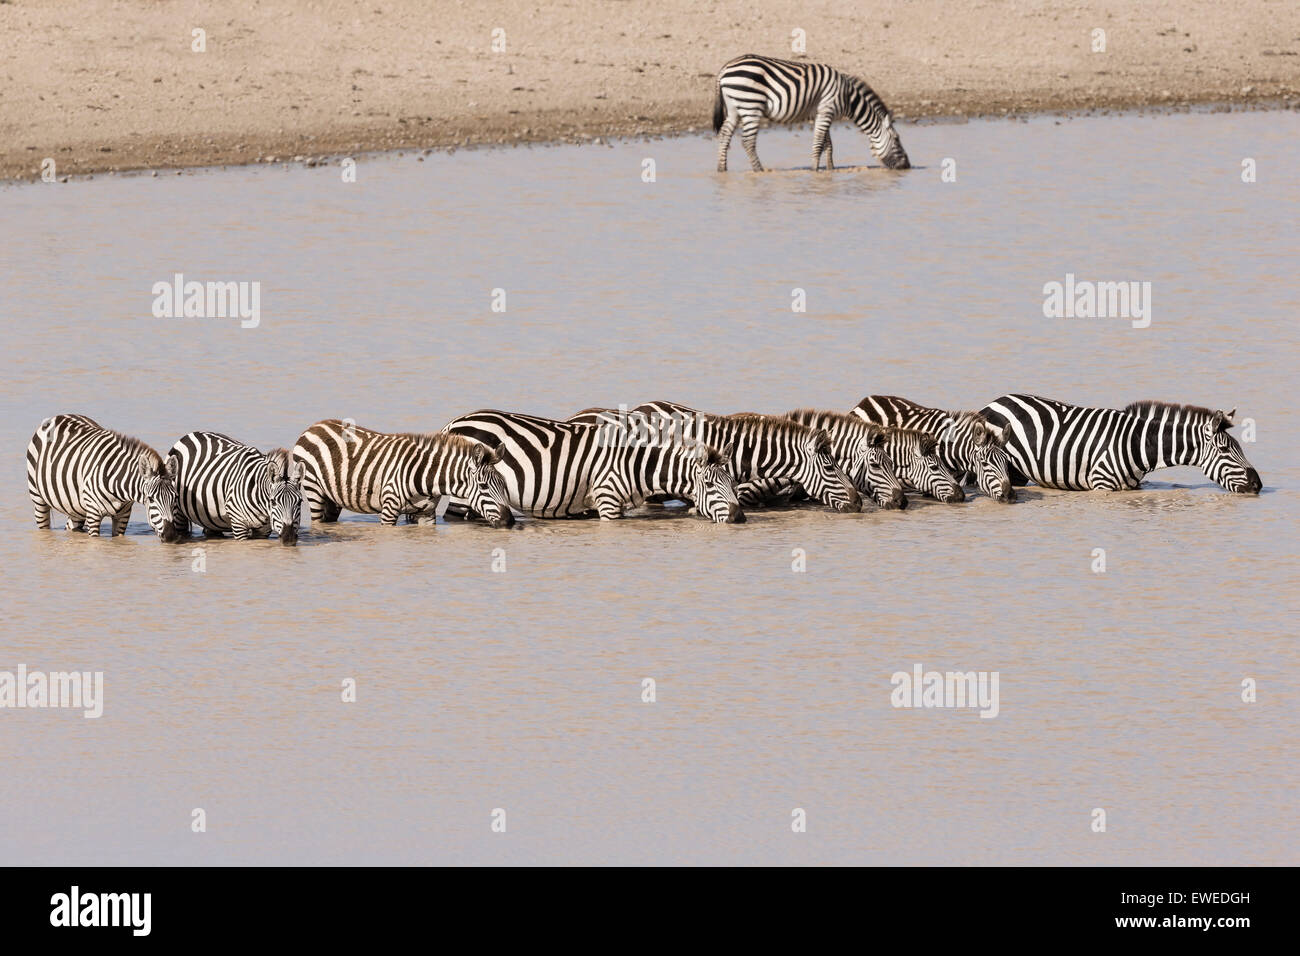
[807,429,832,454]
[1213,409,1234,431]
[287,459,302,481]
[719,441,735,465]
[918,434,938,456]
[163,455,178,478]
[474,441,504,466]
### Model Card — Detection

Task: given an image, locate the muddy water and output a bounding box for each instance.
[0,109,1296,864]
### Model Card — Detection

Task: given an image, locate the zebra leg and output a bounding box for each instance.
[591,483,626,520]
[32,497,51,530]
[716,114,737,172]
[66,517,85,532]
[110,508,131,536]
[231,524,253,541]
[812,118,831,171]
[739,115,764,172]
[824,130,834,171]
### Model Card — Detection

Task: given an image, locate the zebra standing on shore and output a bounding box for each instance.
[292,420,516,527]
[852,396,1017,502]
[627,402,862,512]
[713,54,911,172]
[26,413,180,540]
[167,432,303,545]
[979,394,1263,493]
[442,410,745,522]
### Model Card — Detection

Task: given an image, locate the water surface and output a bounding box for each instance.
[1,109,1296,864]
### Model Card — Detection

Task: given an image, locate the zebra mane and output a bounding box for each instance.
[265,448,293,476]
[433,431,500,461]
[1124,401,1220,420]
[105,428,164,471]
[845,75,889,114]
[786,408,885,438]
[952,411,1007,447]
[726,411,828,443]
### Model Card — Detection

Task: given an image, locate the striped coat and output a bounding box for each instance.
[168,431,302,544]
[713,54,910,172]
[26,413,180,540]
[443,409,745,522]
[293,419,515,527]
[852,396,1016,502]
[979,394,1262,493]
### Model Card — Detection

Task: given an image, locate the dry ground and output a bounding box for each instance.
[1,0,1298,179]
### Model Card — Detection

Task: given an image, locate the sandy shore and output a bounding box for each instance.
[2,0,1298,180]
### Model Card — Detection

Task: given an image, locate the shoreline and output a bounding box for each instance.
[4,98,1295,186]
[3,0,1298,182]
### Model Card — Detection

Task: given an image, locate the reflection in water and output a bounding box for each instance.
[0,110,1296,865]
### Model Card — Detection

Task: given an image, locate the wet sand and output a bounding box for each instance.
[2,0,1298,181]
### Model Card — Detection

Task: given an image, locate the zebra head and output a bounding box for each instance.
[264,451,302,546]
[848,428,907,510]
[137,452,181,542]
[465,442,516,528]
[688,441,745,524]
[1197,408,1262,494]
[969,420,1017,503]
[798,429,862,513]
[896,432,965,503]
[847,77,910,170]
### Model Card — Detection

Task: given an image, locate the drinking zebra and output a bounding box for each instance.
[625,402,862,512]
[167,432,303,545]
[441,409,745,522]
[26,413,180,540]
[737,410,963,507]
[852,396,1016,502]
[292,420,516,527]
[979,394,1263,494]
[713,54,910,172]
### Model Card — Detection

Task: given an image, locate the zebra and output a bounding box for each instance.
[292,419,516,527]
[442,409,745,522]
[713,54,910,172]
[852,396,1016,502]
[738,409,963,507]
[26,413,180,541]
[167,432,303,545]
[626,402,862,512]
[979,394,1263,494]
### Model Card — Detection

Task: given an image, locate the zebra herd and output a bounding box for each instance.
[25,395,1261,546]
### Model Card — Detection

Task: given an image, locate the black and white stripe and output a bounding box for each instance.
[979,394,1262,494]
[292,419,516,527]
[26,413,180,540]
[168,432,303,545]
[443,409,745,522]
[853,396,1016,502]
[713,54,910,172]
[626,402,862,512]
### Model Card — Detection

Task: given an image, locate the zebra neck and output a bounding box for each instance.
[625,444,691,497]
[1140,415,1199,470]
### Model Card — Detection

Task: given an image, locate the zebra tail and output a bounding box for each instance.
[712,85,725,132]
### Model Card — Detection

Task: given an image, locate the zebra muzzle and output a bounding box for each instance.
[279,522,299,546]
